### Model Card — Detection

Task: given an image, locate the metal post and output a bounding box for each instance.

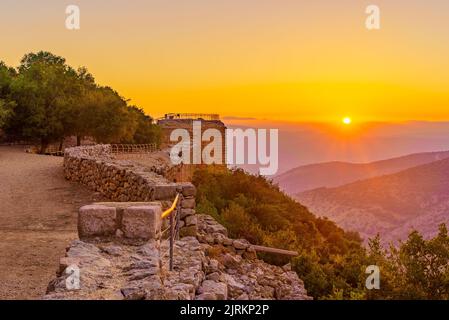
[169,209,174,271]
[175,195,182,241]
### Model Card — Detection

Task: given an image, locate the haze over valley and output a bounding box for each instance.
[290,155,449,243]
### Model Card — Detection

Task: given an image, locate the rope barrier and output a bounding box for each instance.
[161,194,180,219]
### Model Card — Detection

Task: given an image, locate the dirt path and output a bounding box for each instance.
[0,146,104,299]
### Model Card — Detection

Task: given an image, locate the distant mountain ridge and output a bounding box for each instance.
[295,157,449,243]
[274,150,449,194]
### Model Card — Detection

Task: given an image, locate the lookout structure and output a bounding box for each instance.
[157,113,227,182]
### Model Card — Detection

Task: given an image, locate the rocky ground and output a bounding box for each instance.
[45,215,311,300]
[0,146,106,299]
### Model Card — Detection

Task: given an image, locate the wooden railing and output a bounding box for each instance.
[160,113,220,121]
[250,245,298,257]
[110,144,158,155]
[44,145,64,156]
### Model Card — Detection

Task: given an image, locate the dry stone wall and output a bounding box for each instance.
[45,215,312,300]
[64,144,197,238]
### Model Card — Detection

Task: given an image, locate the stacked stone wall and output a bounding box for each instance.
[64,144,197,238]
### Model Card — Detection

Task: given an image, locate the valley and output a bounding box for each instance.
[294,156,449,243]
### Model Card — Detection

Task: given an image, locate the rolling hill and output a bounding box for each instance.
[295,157,449,243]
[274,150,449,194]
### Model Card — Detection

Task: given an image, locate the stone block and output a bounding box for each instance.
[78,205,117,239]
[247,245,256,253]
[185,215,198,226]
[179,225,198,238]
[181,198,195,209]
[122,205,161,240]
[121,286,146,300]
[233,239,249,250]
[180,209,195,219]
[180,183,196,197]
[196,293,217,300]
[222,237,233,246]
[197,280,227,300]
[153,184,178,200]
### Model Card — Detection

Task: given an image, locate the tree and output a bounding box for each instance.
[123,106,161,145]
[395,225,449,299]
[0,99,14,129]
[9,52,79,152]
[64,70,161,146]
[0,62,16,130]
[364,224,449,300]
[3,51,161,148]
[0,61,15,96]
[85,86,135,143]
[63,67,97,146]
[293,251,333,297]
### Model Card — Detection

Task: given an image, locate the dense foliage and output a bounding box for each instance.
[0,62,16,128]
[192,167,449,300]
[365,225,449,299]
[0,51,160,151]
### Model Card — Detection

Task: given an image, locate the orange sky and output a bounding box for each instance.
[2,0,449,122]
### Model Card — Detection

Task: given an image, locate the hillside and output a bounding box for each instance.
[274,151,449,194]
[295,158,449,242]
[192,167,367,298]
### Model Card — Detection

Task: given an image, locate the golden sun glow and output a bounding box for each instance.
[342,117,352,125]
[4,2,449,122]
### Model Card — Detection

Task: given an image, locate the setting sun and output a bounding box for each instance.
[342,117,352,125]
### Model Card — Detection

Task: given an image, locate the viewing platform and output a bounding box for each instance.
[159,113,220,121]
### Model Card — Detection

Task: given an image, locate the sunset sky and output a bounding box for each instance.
[2,0,449,122]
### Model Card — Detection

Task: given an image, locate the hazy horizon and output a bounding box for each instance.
[225,118,449,175]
